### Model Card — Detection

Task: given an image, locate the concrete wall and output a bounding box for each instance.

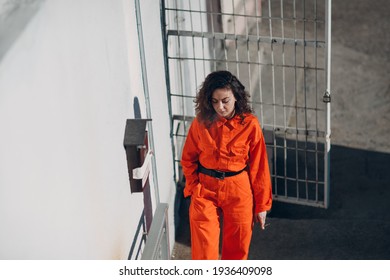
[0,0,175,259]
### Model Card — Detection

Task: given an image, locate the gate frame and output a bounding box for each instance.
[161,0,332,209]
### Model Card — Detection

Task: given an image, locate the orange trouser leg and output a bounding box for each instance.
[189,172,254,260]
[220,172,253,260]
[189,192,220,259]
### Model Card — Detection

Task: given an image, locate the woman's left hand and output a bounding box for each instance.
[256,211,267,230]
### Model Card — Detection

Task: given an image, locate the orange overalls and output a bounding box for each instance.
[181,113,272,260]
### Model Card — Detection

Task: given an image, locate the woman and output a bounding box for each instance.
[181,70,272,260]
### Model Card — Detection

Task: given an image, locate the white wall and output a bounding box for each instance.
[0,0,175,259]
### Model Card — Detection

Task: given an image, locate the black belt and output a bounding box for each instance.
[198,164,246,180]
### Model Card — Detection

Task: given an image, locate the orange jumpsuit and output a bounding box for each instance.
[181,113,272,260]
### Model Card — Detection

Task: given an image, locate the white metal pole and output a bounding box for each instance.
[324,0,332,208]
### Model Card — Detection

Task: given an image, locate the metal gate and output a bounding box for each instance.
[162,0,331,208]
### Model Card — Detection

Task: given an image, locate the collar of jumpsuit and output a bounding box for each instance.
[214,113,241,129]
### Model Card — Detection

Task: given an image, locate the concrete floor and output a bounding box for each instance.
[171,0,390,260]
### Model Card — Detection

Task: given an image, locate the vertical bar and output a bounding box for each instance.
[135,0,160,204]
[293,0,299,200]
[173,0,188,135]
[198,0,207,76]
[141,203,170,260]
[256,0,264,126]
[268,0,278,199]
[188,0,199,90]
[280,0,288,197]
[222,2,229,70]
[160,0,177,183]
[244,0,252,93]
[232,0,240,76]
[324,0,332,208]
[313,0,319,202]
[207,1,217,71]
[303,0,309,201]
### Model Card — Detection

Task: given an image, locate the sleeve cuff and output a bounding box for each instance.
[254,203,272,215]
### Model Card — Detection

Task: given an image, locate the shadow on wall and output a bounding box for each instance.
[173,145,390,260]
[0,0,45,62]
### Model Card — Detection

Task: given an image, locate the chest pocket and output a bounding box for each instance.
[229,144,249,160]
[199,143,216,156]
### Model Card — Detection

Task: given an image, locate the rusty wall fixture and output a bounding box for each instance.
[123,119,152,193]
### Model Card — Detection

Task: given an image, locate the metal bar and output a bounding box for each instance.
[313,0,319,202]
[293,0,300,200]
[249,101,325,111]
[207,0,217,71]
[272,175,322,184]
[172,115,195,121]
[164,7,325,23]
[324,0,332,208]
[174,0,182,123]
[160,0,177,182]
[284,50,289,194]
[128,211,146,260]
[170,93,196,98]
[303,0,309,201]
[223,3,229,70]
[233,0,240,75]
[198,0,206,76]
[166,54,325,71]
[167,30,326,48]
[272,196,325,208]
[268,0,279,198]
[188,0,199,92]
[171,114,326,137]
[141,203,170,260]
[244,0,252,94]
[135,0,160,204]
[281,0,288,197]
[255,0,264,126]
[175,131,320,142]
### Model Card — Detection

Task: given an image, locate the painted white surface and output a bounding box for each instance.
[0,0,175,259]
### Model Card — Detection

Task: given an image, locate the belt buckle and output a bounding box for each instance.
[215,170,225,180]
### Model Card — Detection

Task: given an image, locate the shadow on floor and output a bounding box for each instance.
[172,145,390,260]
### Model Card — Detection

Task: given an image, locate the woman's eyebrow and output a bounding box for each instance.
[211,97,230,102]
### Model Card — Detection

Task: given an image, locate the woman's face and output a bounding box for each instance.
[211,88,237,119]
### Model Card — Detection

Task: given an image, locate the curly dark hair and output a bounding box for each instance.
[195,70,253,124]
